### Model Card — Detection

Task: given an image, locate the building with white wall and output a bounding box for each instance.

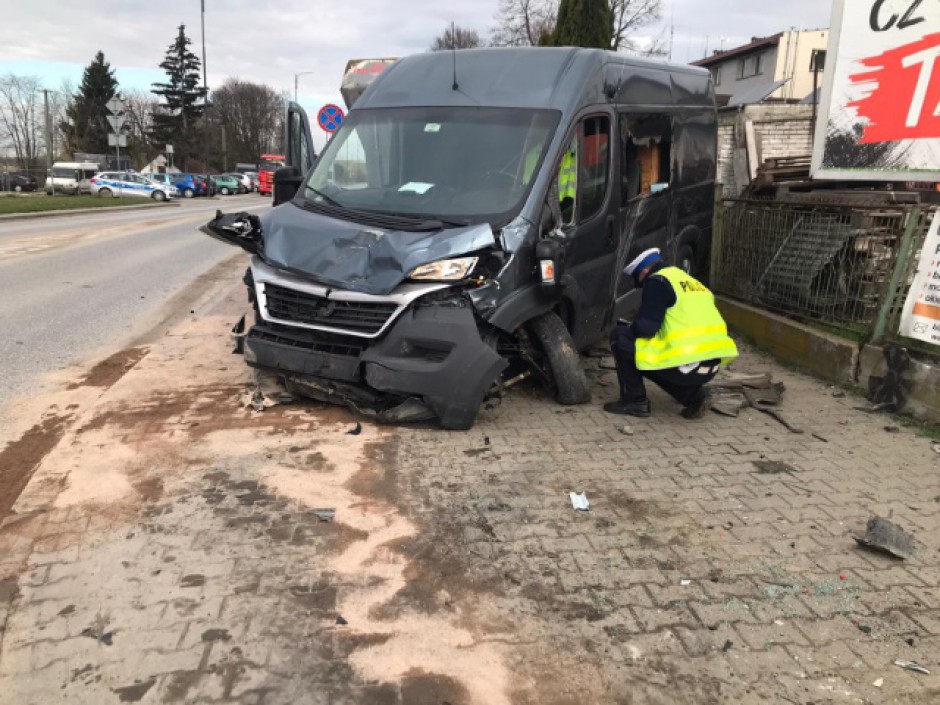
[692,29,829,106]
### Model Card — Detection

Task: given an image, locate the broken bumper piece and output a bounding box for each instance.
[244,303,507,430]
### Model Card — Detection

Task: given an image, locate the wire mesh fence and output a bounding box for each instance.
[713,197,935,343]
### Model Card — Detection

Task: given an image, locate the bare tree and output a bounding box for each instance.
[492,0,662,53]
[431,25,484,51]
[122,88,160,168]
[491,0,557,46]
[609,0,662,53]
[210,79,284,167]
[0,74,43,171]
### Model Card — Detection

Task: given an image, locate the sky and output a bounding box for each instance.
[0,0,832,150]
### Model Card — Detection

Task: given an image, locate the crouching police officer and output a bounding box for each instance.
[605,248,738,419]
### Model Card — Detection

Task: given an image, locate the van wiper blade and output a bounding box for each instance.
[300,200,447,232]
[367,210,470,229]
[304,186,344,208]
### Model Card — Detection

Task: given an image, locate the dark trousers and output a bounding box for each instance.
[610,324,718,405]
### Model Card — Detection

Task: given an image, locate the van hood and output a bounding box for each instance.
[258,202,497,295]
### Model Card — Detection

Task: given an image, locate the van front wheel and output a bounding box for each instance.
[527,311,591,405]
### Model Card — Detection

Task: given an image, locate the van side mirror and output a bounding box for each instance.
[201,210,263,255]
[273,166,303,205]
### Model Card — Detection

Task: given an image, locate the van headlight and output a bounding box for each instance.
[408,257,478,281]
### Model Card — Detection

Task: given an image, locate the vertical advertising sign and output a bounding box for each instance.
[811,0,940,180]
[900,212,940,345]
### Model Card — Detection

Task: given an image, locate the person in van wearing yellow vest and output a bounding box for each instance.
[605,248,738,419]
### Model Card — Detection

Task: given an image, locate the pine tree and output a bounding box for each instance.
[541,0,613,48]
[62,51,119,155]
[151,25,207,157]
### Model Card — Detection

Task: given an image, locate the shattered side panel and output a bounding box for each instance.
[258,203,497,295]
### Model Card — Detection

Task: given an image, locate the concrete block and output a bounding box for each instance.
[716,297,858,384]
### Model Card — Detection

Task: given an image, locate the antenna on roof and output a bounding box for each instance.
[451,21,459,91]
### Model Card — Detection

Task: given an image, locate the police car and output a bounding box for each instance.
[89,172,176,201]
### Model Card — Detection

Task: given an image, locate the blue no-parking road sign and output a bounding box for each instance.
[317,104,345,133]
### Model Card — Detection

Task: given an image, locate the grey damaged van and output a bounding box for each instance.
[204,47,717,429]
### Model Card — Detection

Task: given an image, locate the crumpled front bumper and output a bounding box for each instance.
[244,302,506,430]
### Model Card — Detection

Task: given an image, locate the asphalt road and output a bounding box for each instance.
[0,194,269,411]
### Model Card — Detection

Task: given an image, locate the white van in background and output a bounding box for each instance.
[45,162,99,195]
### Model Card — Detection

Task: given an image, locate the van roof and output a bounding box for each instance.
[354,47,714,113]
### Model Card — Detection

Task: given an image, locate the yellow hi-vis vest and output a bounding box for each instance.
[558,145,577,202]
[635,267,739,371]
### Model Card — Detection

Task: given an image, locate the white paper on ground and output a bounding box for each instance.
[569,492,590,511]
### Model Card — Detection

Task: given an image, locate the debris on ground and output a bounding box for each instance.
[721,640,733,652]
[618,425,634,436]
[680,579,691,586]
[346,422,362,436]
[932,443,940,455]
[569,492,590,511]
[855,517,915,560]
[832,390,846,398]
[867,345,911,413]
[708,371,802,432]
[873,678,884,687]
[884,426,900,433]
[311,509,335,523]
[894,660,930,675]
[242,370,294,412]
[335,615,348,626]
[753,460,798,474]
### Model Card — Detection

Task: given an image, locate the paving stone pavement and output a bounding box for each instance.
[1,291,940,704]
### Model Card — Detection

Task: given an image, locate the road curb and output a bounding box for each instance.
[0,201,183,222]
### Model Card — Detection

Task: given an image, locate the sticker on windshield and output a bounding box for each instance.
[399,182,434,195]
[424,123,442,133]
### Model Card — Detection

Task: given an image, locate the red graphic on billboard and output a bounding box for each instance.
[848,32,940,143]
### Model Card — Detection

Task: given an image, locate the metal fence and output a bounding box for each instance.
[712,194,937,351]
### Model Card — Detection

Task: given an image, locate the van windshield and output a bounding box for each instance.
[303,107,560,223]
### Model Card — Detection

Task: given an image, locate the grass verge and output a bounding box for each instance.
[0,195,162,215]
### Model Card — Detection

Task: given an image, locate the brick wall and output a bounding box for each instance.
[717,104,814,196]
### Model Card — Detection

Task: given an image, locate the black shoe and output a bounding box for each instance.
[603,399,651,417]
[681,389,713,420]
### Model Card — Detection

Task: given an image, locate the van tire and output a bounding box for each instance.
[527,311,591,405]
[151,190,167,202]
[97,188,112,198]
[183,188,194,198]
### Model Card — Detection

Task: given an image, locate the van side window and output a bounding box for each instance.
[578,116,610,222]
[619,114,672,199]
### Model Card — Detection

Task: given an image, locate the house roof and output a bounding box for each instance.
[691,34,782,67]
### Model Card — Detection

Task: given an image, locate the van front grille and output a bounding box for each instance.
[264,283,398,335]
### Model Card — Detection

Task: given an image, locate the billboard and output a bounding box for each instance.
[811,0,940,180]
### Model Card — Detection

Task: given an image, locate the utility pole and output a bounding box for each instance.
[201,0,210,173]
[221,125,227,172]
[43,89,54,195]
[294,71,316,102]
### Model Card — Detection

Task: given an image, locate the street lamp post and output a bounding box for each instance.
[294,71,316,102]
[201,0,209,173]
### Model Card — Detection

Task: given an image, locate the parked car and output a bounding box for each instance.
[45,162,99,195]
[243,171,259,191]
[0,173,38,192]
[90,172,174,200]
[191,174,215,197]
[211,174,241,195]
[143,172,202,198]
[223,173,251,193]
